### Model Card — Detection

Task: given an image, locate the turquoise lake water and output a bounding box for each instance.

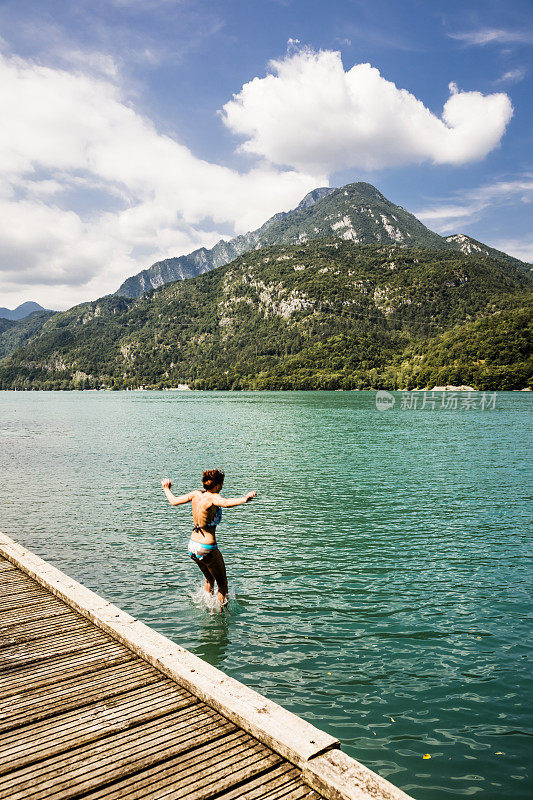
[1,390,532,799]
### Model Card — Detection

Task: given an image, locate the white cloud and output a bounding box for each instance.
[495,68,526,84]
[0,51,322,309]
[221,48,513,174]
[0,45,521,310]
[490,237,533,263]
[450,29,533,46]
[61,49,119,77]
[415,176,533,232]
[416,204,479,230]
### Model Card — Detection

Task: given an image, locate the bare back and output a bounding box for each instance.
[190,490,220,544]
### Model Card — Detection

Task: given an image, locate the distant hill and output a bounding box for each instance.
[115,182,530,299]
[1,240,530,391]
[0,310,57,359]
[0,301,49,321]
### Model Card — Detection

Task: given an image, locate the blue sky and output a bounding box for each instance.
[1,0,531,309]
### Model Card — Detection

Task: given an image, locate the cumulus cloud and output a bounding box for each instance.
[0,51,321,309]
[0,46,519,309]
[221,48,513,174]
[415,175,533,232]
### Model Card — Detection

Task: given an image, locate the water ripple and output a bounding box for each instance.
[1,389,531,800]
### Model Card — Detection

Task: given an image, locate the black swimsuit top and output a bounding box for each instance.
[193,505,222,533]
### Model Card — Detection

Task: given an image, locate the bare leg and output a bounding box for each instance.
[195,558,215,594]
[206,549,228,609]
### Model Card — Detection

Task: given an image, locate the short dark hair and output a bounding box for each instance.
[202,469,225,491]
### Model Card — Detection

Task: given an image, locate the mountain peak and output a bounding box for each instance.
[0,301,47,321]
[295,187,336,212]
[337,182,389,202]
[115,181,530,299]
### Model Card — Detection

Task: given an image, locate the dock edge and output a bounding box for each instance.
[0,532,415,800]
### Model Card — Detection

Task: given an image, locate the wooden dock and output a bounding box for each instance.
[0,533,414,800]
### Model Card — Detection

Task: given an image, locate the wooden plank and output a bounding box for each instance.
[0,582,49,607]
[0,679,191,755]
[0,575,43,603]
[0,561,16,572]
[72,730,272,800]
[0,642,132,698]
[216,763,300,800]
[216,762,323,800]
[259,786,321,800]
[0,624,110,656]
[1,655,139,713]
[0,602,72,628]
[143,740,281,800]
[79,733,250,799]
[0,681,197,774]
[0,642,129,697]
[0,575,41,591]
[289,788,324,800]
[0,706,237,800]
[131,736,272,800]
[0,660,160,732]
[0,662,161,731]
[0,567,30,577]
[0,614,94,648]
[0,568,39,584]
[226,777,320,800]
[0,590,69,613]
[0,591,60,614]
[0,628,112,671]
[257,783,322,800]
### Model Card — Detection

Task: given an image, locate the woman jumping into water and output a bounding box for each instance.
[161,469,256,609]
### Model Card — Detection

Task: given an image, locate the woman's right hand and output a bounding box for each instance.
[245,490,257,502]
[162,479,172,490]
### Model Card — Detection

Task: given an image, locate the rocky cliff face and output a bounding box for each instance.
[116,187,336,299]
[116,182,530,299]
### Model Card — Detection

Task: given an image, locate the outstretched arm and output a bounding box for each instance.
[161,479,195,507]
[210,490,257,508]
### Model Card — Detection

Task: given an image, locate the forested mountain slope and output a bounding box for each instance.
[1,240,530,391]
[0,310,57,359]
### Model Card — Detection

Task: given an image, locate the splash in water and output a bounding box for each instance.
[190,583,236,614]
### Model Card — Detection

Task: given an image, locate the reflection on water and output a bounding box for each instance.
[1,390,532,800]
[194,601,231,665]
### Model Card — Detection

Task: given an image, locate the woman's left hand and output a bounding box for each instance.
[162,479,172,490]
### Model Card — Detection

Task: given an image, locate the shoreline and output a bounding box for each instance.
[1,386,531,393]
